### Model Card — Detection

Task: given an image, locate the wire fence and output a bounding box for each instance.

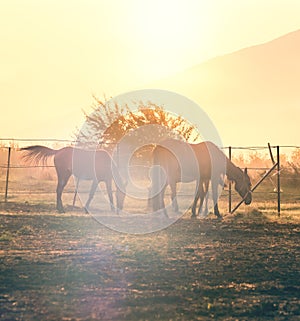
[0,139,300,215]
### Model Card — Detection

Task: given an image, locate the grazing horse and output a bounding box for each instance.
[21,146,126,213]
[150,139,252,218]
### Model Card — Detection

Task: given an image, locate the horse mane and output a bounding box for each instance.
[226,158,243,182]
[20,145,58,166]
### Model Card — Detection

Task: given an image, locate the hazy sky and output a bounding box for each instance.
[1,0,300,141]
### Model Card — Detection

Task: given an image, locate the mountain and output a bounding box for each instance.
[153,30,300,146]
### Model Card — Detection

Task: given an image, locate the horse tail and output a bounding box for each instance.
[20,145,59,165]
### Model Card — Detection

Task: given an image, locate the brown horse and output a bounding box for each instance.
[21,146,126,213]
[150,139,252,218]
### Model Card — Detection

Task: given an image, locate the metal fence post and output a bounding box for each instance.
[4,146,11,202]
[228,146,232,213]
[277,146,281,217]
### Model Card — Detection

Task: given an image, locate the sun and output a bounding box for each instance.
[134,1,188,45]
[130,0,210,80]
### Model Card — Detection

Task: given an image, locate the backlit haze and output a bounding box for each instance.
[1,0,300,146]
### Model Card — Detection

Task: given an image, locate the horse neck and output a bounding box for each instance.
[226,158,243,183]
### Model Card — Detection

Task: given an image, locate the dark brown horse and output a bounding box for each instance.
[150,139,252,218]
[21,146,126,213]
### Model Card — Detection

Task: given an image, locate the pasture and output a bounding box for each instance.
[0,147,300,320]
[0,193,300,320]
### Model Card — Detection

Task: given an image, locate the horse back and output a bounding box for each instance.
[192,142,226,180]
[152,143,197,183]
[54,147,113,181]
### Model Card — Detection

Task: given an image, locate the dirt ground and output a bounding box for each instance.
[0,202,299,321]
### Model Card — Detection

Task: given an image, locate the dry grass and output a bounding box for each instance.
[0,208,299,320]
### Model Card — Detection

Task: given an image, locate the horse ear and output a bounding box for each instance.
[244,167,248,175]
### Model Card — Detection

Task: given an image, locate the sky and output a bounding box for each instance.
[1,0,300,144]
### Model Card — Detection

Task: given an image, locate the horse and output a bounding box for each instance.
[150,139,252,218]
[21,146,126,213]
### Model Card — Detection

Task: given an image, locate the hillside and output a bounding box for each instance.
[153,30,300,146]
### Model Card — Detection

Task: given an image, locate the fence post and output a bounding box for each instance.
[268,143,275,165]
[277,146,281,217]
[4,146,11,202]
[228,146,232,213]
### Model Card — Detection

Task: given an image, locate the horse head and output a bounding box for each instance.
[234,168,252,205]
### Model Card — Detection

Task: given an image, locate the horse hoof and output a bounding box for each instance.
[57,208,65,213]
[112,208,120,215]
[191,214,197,219]
[158,209,168,218]
[84,207,89,214]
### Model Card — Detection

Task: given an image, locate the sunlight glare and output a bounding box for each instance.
[131,0,210,80]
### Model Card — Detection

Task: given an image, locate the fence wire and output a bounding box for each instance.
[0,140,300,214]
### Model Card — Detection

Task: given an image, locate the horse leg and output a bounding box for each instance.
[161,185,168,217]
[212,178,222,219]
[151,166,168,217]
[84,180,98,213]
[56,172,71,213]
[154,184,168,217]
[152,186,165,211]
[191,180,201,218]
[147,187,152,209]
[197,190,206,217]
[213,203,222,219]
[72,178,80,207]
[169,181,179,212]
[105,179,115,212]
[198,180,209,216]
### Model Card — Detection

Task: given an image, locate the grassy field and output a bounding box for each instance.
[0,165,300,320]
[0,187,300,321]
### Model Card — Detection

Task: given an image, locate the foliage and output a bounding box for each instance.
[289,149,300,174]
[75,96,200,149]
